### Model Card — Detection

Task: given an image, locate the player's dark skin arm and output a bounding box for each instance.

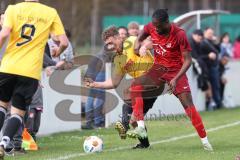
[134,30,149,54]
[169,51,192,92]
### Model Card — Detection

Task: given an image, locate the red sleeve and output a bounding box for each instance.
[177,30,192,53]
[143,23,151,35]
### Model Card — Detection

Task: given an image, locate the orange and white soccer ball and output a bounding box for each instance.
[83,136,103,153]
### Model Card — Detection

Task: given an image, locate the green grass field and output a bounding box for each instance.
[6,107,240,160]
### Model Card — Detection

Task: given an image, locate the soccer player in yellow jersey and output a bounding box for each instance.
[85,26,164,149]
[0,0,68,158]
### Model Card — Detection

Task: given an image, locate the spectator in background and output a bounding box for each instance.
[118,26,128,41]
[46,29,74,75]
[200,27,222,110]
[189,29,209,92]
[189,29,204,59]
[220,33,233,58]
[128,21,140,36]
[83,47,115,129]
[219,33,233,106]
[233,36,240,59]
[219,53,230,103]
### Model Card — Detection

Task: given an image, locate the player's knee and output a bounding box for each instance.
[178,92,194,108]
[10,106,26,118]
[0,101,10,109]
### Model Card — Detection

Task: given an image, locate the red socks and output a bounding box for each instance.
[185,106,207,138]
[131,85,144,121]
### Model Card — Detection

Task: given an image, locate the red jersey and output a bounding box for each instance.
[144,23,192,70]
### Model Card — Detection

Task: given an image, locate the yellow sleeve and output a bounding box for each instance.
[3,5,14,29]
[113,55,127,76]
[50,10,65,36]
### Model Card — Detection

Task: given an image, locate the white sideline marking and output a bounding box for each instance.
[46,120,240,160]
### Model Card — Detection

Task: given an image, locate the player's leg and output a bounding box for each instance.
[0,76,38,159]
[122,102,132,131]
[0,73,16,132]
[0,107,26,157]
[132,97,157,149]
[0,101,8,132]
[127,66,165,139]
[131,84,144,127]
[0,73,17,158]
[177,92,213,151]
[115,86,134,139]
[12,122,26,155]
[174,75,213,151]
[126,73,155,139]
[117,102,148,148]
[127,84,147,139]
[115,102,132,139]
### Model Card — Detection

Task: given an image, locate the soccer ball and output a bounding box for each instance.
[83,136,103,153]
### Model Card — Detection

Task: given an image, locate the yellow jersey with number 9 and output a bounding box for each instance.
[0,2,65,80]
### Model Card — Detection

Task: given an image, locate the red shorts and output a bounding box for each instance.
[145,64,191,95]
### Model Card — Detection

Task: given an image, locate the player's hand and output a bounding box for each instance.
[139,46,147,57]
[51,45,60,57]
[84,78,95,88]
[46,66,55,77]
[134,41,141,55]
[56,60,65,69]
[169,78,177,94]
[208,52,217,60]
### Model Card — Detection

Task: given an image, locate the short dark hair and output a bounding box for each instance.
[220,32,229,43]
[193,29,203,36]
[102,26,119,41]
[118,26,128,32]
[152,9,169,22]
[204,27,213,31]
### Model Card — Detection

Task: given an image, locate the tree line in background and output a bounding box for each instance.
[1,0,239,51]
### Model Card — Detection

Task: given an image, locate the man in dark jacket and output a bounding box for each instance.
[200,27,221,109]
[189,30,209,91]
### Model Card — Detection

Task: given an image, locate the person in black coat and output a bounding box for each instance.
[200,27,222,109]
[189,29,209,90]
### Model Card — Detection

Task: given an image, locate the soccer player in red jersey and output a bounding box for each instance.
[133,9,213,151]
